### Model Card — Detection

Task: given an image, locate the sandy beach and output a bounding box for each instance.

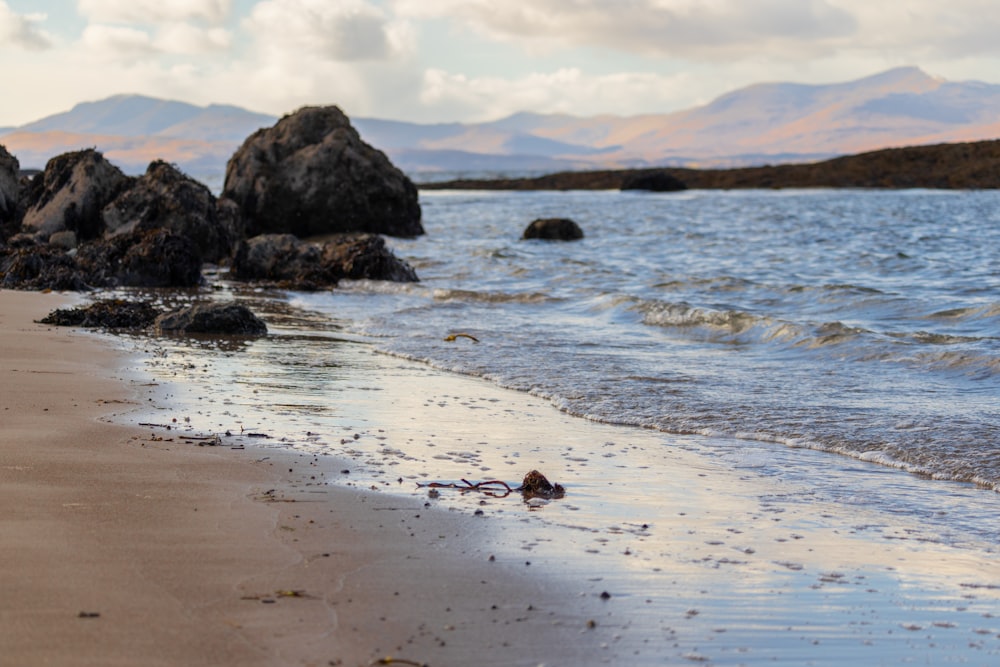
[0,290,624,666]
[4,288,1000,666]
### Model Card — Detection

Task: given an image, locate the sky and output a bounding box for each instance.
[2,0,1000,127]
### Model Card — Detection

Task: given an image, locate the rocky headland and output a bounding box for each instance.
[0,106,421,294]
[419,139,1000,191]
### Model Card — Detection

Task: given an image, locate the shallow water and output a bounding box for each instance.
[123,307,1000,665]
[113,187,1000,664]
[292,188,1000,488]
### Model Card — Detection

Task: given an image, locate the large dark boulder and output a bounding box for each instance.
[221,106,423,239]
[522,218,585,241]
[231,233,418,289]
[20,149,131,241]
[230,234,331,287]
[102,160,239,263]
[620,171,688,192]
[154,303,267,336]
[319,234,420,282]
[0,145,20,239]
[76,228,203,288]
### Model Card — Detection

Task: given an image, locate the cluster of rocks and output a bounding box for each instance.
[40,299,268,337]
[0,105,423,292]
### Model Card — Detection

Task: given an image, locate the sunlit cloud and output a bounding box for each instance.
[393,0,1000,63]
[245,0,406,62]
[394,0,857,59]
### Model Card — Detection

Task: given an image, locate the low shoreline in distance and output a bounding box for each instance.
[418,138,1000,191]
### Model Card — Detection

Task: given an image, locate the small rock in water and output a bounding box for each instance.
[522,218,584,241]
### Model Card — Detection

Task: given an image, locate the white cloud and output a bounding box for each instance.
[81,22,231,59]
[394,0,1000,63]
[834,1,1000,59]
[155,23,231,53]
[0,1,52,50]
[394,0,858,60]
[76,0,232,24]
[245,0,405,62]
[82,24,155,58]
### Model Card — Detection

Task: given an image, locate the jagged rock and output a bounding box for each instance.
[620,171,688,192]
[154,302,267,336]
[20,149,131,241]
[222,106,423,239]
[230,233,418,289]
[76,228,203,288]
[0,145,20,239]
[39,299,161,329]
[102,160,239,263]
[522,218,585,241]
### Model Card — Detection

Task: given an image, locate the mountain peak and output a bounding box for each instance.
[853,65,942,90]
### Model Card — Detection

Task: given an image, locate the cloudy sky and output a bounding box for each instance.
[1,0,998,127]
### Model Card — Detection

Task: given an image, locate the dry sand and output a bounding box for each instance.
[4,288,1000,667]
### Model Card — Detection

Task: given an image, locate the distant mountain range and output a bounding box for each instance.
[3,66,1000,187]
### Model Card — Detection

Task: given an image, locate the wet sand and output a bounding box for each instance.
[0,290,615,666]
[4,288,1000,666]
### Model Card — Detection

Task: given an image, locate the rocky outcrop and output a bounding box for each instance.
[230,233,419,289]
[522,218,585,241]
[222,106,423,239]
[1,228,203,291]
[620,171,687,192]
[102,160,240,262]
[0,145,20,239]
[76,228,203,288]
[20,149,131,241]
[154,303,267,336]
[0,242,89,291]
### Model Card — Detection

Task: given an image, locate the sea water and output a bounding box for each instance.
[130,188,1000,523]
[301,189,999,485]
[123,187,1000,662]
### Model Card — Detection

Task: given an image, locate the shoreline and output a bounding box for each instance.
[5,288,1000,665]
[0,290,620,666]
